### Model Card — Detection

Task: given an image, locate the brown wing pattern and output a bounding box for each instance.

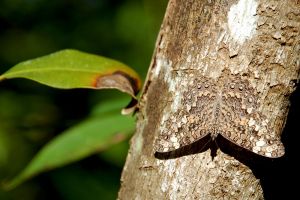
[155,77,216,152]
[219,78,284,158]
[155,74,285,158]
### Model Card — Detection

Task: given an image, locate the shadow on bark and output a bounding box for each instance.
[154,86,299,199]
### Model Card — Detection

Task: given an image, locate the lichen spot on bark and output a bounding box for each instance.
[228,0,258,44]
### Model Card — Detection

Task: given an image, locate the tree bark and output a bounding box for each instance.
[118,0,300,199]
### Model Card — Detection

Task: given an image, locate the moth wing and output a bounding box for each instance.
[220,126,285,158]
[219,79,285,158]
[155,78,216,152]
[155,124,210,153]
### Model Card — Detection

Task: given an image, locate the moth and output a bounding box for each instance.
[155,74,285,158]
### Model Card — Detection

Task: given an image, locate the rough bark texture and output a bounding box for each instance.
[118,0,300,199]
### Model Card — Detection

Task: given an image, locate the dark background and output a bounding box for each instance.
[0,0,298,200]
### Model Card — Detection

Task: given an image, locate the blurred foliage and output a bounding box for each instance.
[0,0,167,199]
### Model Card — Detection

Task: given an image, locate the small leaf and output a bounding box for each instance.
[3,114,135,189]
[0,49,141,98]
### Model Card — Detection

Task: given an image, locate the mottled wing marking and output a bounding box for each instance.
[155,75,285,158]
[155,78,215,152]
[219,78,285,158]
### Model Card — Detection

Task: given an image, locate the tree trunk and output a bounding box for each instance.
[118,0,300,199]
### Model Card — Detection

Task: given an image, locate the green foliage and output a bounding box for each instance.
[0,45,142,190]
[5,112,135,189]
[0,49,141,94]
[0,0,167,199]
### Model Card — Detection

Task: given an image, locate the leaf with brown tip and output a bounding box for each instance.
[0,49,142,99]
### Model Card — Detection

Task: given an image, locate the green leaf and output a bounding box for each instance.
[0,49,141,97]
[4,114,135,189]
